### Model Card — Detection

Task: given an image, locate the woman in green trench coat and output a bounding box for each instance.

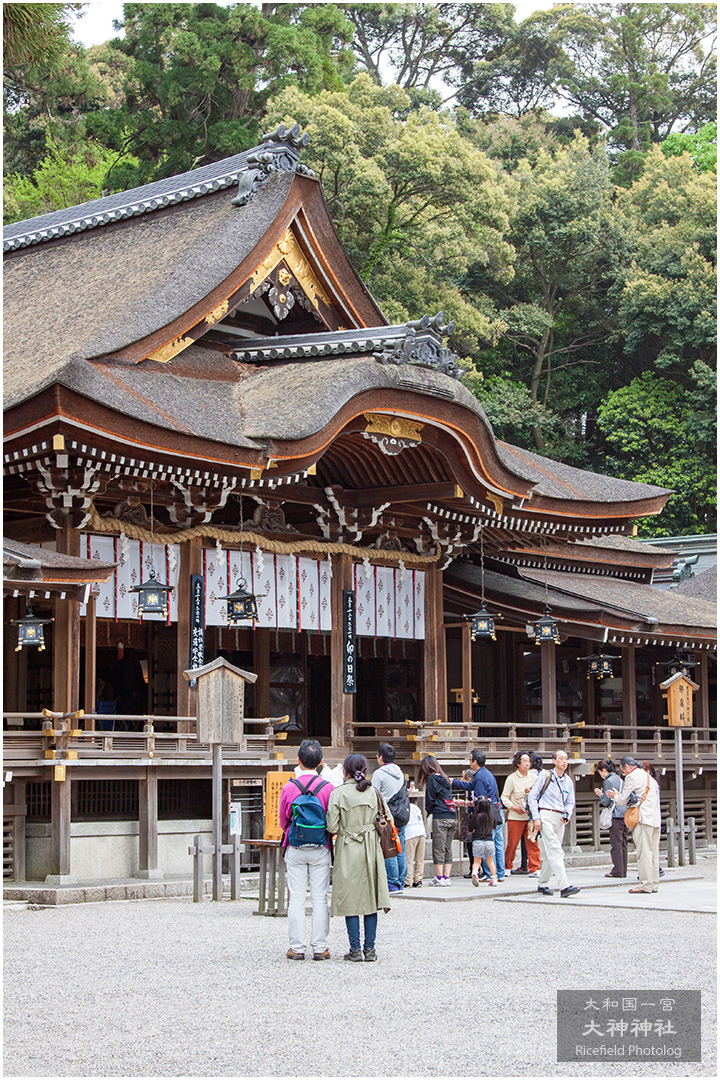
[326,753,392,962]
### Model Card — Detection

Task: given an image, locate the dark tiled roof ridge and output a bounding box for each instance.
[3,123,313,253]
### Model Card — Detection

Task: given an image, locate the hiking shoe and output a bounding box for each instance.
[286,949,305,960]
[364,948,377,962]
[343,948,364,962]
[312,949,330,961]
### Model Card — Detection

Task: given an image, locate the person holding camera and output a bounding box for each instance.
[527,749,580,898]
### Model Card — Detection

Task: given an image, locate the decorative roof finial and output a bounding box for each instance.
[232,123,314,207]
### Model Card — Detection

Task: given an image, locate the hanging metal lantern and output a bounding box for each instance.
[469,603,497,641]
[220,577,261,624]
[582,652,615,680]
[533,609,561,645]
[130,566,173,618]
[12,604,53,651]
[661,655,697,680]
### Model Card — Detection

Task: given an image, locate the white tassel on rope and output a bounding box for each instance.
[215,538,223,564]
[327,554,333,579]
[120,531,130,565]
[255,544,265,575]
[398,558,407,585]
[362,556,372,582]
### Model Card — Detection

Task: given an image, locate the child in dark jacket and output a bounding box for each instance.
[467,798,497,886]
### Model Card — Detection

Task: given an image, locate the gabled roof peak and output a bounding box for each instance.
[3,124,314,254]
[232,312,461,379]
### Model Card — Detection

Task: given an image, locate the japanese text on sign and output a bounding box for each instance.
[557,990,700,1062]
[343,588,356,694]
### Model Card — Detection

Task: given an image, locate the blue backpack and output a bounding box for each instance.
[286,776,329,847]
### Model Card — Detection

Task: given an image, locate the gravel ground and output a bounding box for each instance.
[4,858,716,1079]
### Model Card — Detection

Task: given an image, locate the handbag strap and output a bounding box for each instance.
[637,775,651,805]
[374,787,388,822]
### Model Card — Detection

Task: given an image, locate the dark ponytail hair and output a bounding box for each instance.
[418,754,449,788]
[343,753,371,791]
[595,758,617,778]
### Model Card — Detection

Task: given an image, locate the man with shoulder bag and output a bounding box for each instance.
[372,744,410,893]
[608,756,661,894]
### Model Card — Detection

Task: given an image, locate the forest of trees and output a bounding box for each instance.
[3,2,717,536]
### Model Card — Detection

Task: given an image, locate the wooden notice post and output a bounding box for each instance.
[660,671,699,867]
[184,657,257,900]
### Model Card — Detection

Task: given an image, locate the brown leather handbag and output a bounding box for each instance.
[624,775,650,830]
[374,789,402,857]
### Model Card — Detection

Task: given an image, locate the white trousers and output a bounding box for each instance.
[537,811,570,891]
[634,823,660,892]
[285,845,331,953]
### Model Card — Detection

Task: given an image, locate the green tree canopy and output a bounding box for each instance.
[266,74,514,348]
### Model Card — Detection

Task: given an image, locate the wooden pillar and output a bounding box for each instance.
[622,645,637,739]
[53,524,81,714]
[176,538,202,725]
[581,641,596,727]
[3,596,27,712]
[461,619,472,725]
[83,594,97,728]
[330,553,354,747]
[698,653,710,730]
[423,564,447,723]
[137,766,162,879]
[253,628,271,717]
[540,641,557,733]
[46,770,73,883]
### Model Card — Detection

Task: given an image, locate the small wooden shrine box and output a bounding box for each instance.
[183,656,258,744]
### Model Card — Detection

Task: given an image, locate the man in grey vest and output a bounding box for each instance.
[372,743,409,893]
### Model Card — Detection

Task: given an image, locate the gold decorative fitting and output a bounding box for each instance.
[146,335,195,364]
[250,227,330,310]
[278,267,291,286]
[250,468,264,481]
[486,491,504,515]
[363,414,424,442]
[205,299,230,326]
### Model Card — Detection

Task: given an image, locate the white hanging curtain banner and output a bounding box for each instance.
[318,559,332,632]
[274,554,297,630]
[298,556,320,631]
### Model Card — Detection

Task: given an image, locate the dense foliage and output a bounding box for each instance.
[3,2,716,536]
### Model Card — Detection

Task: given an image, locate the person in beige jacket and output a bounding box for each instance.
[609,756,661,893]
[500,751,540,874]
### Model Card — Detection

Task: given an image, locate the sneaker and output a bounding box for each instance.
[429,877,443,886]
[527,871,539,878]
[412,881,423,888]
[343,948,364,962]
[463,871,473,878]
[440,877,452,886]
[560,885,580,898]
[312,949,330,961]
[511,868,529,875]
[286,949,305,961]
[489,877,498,886]
[471,873,480,887]
[388,884,404,893]
[363,948,377,962]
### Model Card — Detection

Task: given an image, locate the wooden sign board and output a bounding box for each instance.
[265,771,296,840]
[183,656,257,744]
[660,672,698,728]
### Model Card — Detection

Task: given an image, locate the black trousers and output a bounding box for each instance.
[609,817,629,877]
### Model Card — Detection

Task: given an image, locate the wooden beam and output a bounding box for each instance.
[137,766,161,879]
[461,620,472,725]
[330,553,354,746]
[253,628,270,717]
[698,653,709,728]
[540,642,557,734]
[353,482,464,508]
[83,594,96,728]
[46,770,72,883]
[53,524,80,713]
[423,565,447,723]
[622,645,637,738]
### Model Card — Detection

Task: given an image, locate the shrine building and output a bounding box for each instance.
[3,126,716,885]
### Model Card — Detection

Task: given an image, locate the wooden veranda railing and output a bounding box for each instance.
[349,718,717,768]
[2,712,290,764]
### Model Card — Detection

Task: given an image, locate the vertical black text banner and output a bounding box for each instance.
[343,588,356,694]
[189,574,205,684]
